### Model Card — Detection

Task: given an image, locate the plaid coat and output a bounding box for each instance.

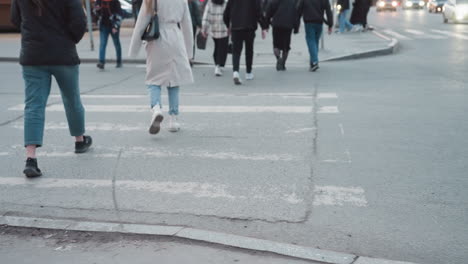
[202,0,229,39]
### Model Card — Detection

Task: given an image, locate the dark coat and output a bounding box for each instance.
[10,0,86,66]
[350,0,372,25]
[223,0,268,31]
[337,0,350,11]
[265,0,300,30]
[95,0,123,29]
[297,0,333,27]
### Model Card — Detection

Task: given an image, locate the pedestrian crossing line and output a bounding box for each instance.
[0,177,367,207]
[8,104,339,114]
[0,152,8,156]
[6,145,297,161]
[383,29,413,40]
[404,29,445,39]
[48,92,337,99]
[285,127,317,134]
[431,29,468,40]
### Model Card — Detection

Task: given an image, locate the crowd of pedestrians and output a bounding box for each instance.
[10,0,372,178]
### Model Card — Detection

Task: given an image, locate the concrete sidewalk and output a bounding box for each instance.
[0,23,397,65]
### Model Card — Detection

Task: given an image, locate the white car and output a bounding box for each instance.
[443,0,468,23]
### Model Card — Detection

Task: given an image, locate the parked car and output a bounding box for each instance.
[403,0,426,9]
[376,0,399,11]
[428,0,447,12]
[443,0,468,22]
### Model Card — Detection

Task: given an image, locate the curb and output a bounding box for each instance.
[324,32,398,62]
[0,215,417,264]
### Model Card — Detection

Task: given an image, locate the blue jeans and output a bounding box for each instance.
[304,23,323,65]
[22,65,85,147]
[148,85,180,115]
[339,10,353,33]
[99,24,122,64]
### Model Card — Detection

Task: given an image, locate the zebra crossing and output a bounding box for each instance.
[380,28,468,40]
[1,91,368,223]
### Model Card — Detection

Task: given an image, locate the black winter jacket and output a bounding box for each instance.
[95,0,123,29]
[337,0,350,11]
[10,0,86,66]
[265,0,300,30]
[223,0,267,31]
[297,0,333,27]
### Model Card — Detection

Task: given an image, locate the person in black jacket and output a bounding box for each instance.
[95,0,123,69]
[265,0,300,71]
[297,0,333,71]
[10,0,93,178]
[350,0,372,31]
[224,0,268,85]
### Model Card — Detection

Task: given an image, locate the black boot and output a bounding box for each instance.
[274,48,282,71]
[75,135,93,154]
[23,158,42,178]
[281,50,289,71]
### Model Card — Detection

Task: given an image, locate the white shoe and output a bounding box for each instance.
[233,71,242,85]
[149,105,164,134]
[214,66,222,77]
[245,72,254,80]
[168,115,180,132]
[220,66,225,73]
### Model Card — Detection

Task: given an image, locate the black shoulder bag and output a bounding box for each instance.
[141,0,160,41]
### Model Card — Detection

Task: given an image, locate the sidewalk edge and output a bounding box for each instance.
[0,215,417,264]
[324,32,399,62]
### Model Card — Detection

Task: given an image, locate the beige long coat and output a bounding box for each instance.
[129,0,194,87]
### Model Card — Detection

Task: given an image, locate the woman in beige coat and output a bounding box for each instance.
[129,0,193,134]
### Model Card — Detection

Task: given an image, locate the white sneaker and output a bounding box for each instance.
[220,66,225,73]
[149,105,164,134]
[245,72,254,80]
[214,66,222,77]
[168,115,180,132]
[233,71,242,85]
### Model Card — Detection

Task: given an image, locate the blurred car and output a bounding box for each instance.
[376,0,399,11]
[443,0,468,22]
[403,0,426,9]
[428,0,447,12]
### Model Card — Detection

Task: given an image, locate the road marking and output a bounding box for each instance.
[12,122,150,132]
[318,106,339,114]
[0,152,9,156]
[338,124,345,136]
[313,186,367,207]
[405,29,446,39]
[431,29,468,40]
[286,127,317,134]
[0,177,366,207]
[7,145,296,161]
[9,104,314,113]
[382,29,413,40]
[48,92,336,99]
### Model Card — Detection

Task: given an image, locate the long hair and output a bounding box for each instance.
[31,0,45,16]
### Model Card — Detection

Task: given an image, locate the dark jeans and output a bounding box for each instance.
[99,24,122,64]
[304,23,323,64]
[213,37,229,67]
[22,65,85,147]
[273,27,293,51]
[231,29,255,73]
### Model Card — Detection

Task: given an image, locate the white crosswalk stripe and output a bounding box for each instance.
[383,29,413,40]
[405,29,445,39]
[431,29,468,40]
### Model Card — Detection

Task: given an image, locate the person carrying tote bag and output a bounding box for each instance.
[129,0,194,135]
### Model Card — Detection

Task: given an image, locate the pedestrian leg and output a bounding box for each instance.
[98,25,110,68]
[22,66,52,149]
[148,85,163,134]
[167,86,180,132]
[111,28,122,67]
[51,65,85,139]
[245,30,255,75]
[231,30,244,84]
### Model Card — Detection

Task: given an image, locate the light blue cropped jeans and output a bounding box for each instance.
[147,85,180,115]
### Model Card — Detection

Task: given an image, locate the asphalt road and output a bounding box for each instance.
[0,7,467,264]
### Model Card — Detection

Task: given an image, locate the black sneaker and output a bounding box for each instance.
[309,63,319,72]
[75,135,93,154]
[97,63,105,70]
[23,158,42,178]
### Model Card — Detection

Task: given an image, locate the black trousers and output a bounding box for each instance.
[273,27,293,51]
[231,29,255,73]
[213,37,229,67]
